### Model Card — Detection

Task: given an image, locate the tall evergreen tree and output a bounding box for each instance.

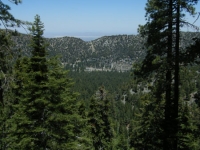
[132,0,199,149]
[0,0,28,111]
[6,14,49,149]
[0,30,14,150]
[0,1,29,149]
[7,15,85,149]
[44,57,88,150]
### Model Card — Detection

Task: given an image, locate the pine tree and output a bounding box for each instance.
[5,14,49,149]
[130,85,165,150]
[0,1,30,148]
[76,101,93,149]
[132,0,199,149]
[0,0,28,112]
[178,102,198,149]
[0,0,22,28]
[7,15,85,149]
[88,87,113,150]
[0,30,14,150]
[44,57,86,149]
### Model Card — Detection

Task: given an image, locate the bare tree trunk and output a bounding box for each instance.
[164,0,173,149]
[174,0,180,149]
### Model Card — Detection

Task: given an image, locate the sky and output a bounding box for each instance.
[4,0,200,41]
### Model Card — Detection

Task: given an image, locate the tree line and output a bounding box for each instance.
[1,0,200,150]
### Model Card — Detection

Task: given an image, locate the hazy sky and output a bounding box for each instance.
[5,0,200,40]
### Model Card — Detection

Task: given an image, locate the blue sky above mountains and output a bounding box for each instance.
[6,0,200,40]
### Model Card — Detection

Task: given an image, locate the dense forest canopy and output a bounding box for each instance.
[0,0,200,150]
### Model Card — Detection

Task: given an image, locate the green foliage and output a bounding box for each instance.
[130,91,164,150]
[180,66,197,100]
[6,15,88,149]
[0,27,15,150]
[0,1,27,148]
[0,0,21,28]
[88,87,113,150]
[0,0,31,30]
[178,102,198,150]
[69,71,131,101]
[183,36,200,64]
[1,1,200,150]
[131,0,200,149]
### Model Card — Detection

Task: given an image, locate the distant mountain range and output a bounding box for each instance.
[11,31,200,72]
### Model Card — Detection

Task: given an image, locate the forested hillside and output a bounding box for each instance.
[11,31,200,72]
[11,33,145,72]
[1,0,200,150]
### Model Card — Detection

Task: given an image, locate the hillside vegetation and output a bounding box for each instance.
[11,31,200,72]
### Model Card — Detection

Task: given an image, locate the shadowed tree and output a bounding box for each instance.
[0,1,25,149]
[131,0,199,149]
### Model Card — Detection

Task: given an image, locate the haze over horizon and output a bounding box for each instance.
[5,0,200,41]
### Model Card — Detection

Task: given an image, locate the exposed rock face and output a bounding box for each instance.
[11,32,200,72]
